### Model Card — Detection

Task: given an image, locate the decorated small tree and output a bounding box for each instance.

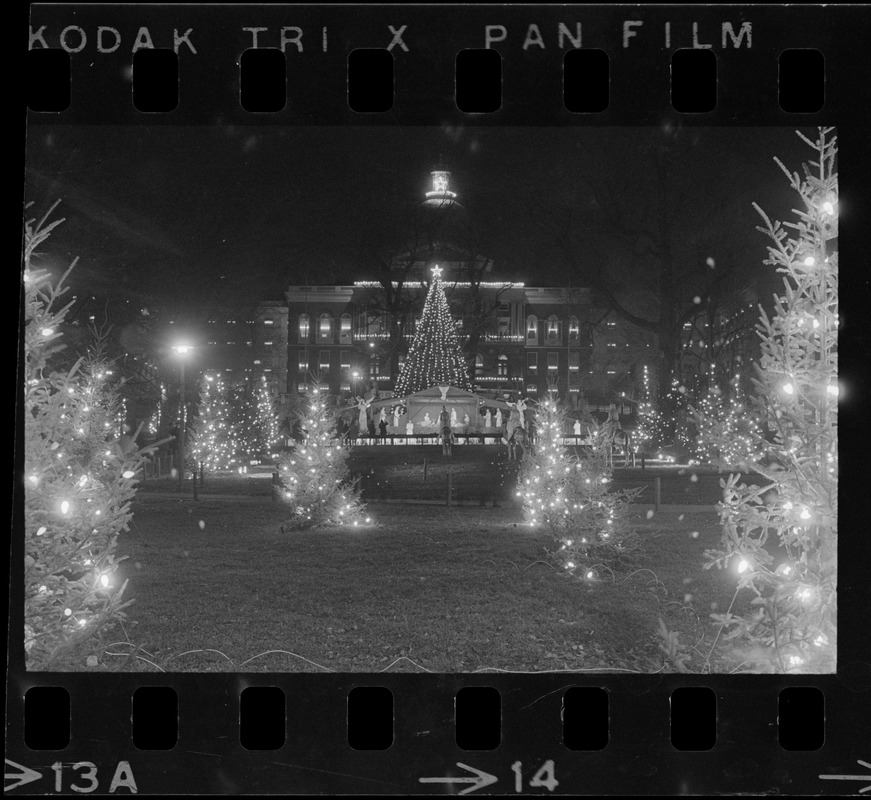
[693,378,764,469]
[23,206,146,670]
[276,386,368,529]
[254,376,281,455]
[517,397,641,577]
[190,371,238,473]
[228,378,281,463]
[394,265,472,397]
[703,128,837,673]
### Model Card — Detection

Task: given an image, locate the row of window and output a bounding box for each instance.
[526,315,581,343]
[295,313,592,343]
[295,349,587,376]
[298,313,353,342]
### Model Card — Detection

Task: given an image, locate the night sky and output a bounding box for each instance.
[24,124,811,316]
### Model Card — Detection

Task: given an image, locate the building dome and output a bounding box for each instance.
[409,166,475,262]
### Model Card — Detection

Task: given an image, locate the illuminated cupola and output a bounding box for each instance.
[424,167,458,205]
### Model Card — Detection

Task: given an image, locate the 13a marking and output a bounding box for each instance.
[49,761,137,793]
[511,761,558,792]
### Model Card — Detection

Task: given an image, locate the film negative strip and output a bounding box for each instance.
[13,2,870,795]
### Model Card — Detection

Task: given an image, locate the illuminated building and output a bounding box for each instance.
[256,165,652,410]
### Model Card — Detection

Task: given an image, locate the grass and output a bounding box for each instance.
[103,495,751,673]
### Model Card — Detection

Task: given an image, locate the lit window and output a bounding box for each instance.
[319,313,332,339]
[527,352,537,371]
[498,354,508,377]
[264,368,272,372]
[299,314,310,341]
[547,316,560,340]
[548,352,559,370]
[264,341,273,346]
[340,350,351,369]
[526,315,538,341]
[526,384,537,393]
[569,317,579,340]
[607,343,617,347]
[320,350,331,370]
[341,314,352,332]
[569,352,580,371]
[254,359,261,365]
[263,319,274,326]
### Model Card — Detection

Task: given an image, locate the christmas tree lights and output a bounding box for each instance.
[693,381,764,468]
[24,207,145,670]
[394,266,472,397]
[703,128,838,673]
[276,386,368,529]
[227,378,281,463]
[255,376,281,454]
[190,372,238,472]
[517,398,642,575]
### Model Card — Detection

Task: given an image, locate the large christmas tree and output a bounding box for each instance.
[704,128,838,673]
[23,207,145,670]
[393,266,472,397]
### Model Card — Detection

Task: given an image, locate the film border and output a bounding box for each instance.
[13,3,870,796]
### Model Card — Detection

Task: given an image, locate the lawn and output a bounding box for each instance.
[104,496,752,673]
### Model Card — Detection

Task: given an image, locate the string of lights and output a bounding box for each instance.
[394,266,473,398]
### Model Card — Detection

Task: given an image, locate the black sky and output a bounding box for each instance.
[24,124,811,312]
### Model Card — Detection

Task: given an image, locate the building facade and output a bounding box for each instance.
[254,167,654,413]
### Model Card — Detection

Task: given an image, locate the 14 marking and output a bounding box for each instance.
[512,760,559,792]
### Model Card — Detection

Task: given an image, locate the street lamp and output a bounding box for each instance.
[172,344,193,491]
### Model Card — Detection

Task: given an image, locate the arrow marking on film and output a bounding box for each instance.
[819,759,871,793]
[419,762,499,795]
[4,760,43,791]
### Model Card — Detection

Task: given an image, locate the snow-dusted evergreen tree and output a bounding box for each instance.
[23,206,145,670]
[704,128,838,673]
[276,386,368,529]
[517,397,641,576]
[190,371,238,472]
[394,266,471,397]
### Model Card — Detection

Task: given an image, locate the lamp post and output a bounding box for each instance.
[172,344,193,491]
